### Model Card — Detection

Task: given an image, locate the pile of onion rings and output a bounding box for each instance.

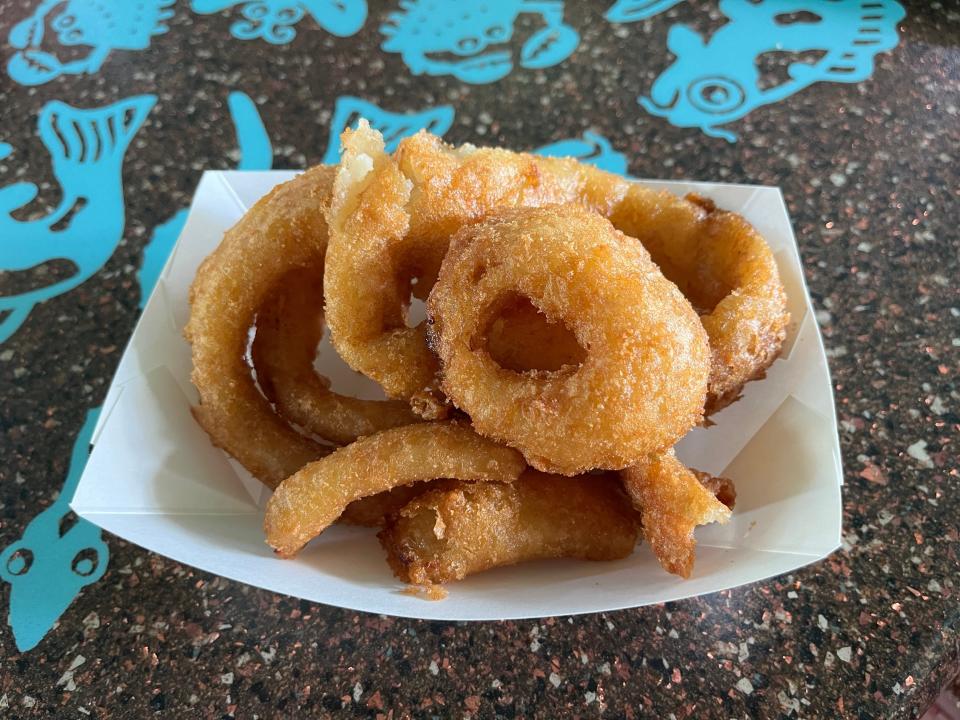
[186,121,788,586]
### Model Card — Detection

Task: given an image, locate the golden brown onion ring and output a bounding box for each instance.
[427,205,711,475]
[610,193,788,412]
[251,267,419,446]
[264,422,525,557]
[324,124,786,414]
[186,166,336,488]
[323,124,629,416]
[621,450,732,578]
[379,470,639,585]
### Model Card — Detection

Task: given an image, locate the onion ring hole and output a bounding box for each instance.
[476,293,587,373]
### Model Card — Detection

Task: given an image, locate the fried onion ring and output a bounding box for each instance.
[610,193,788,412]
[323,124,628,416]
[379,471,639,585]
[264,422,525,557]
[186,166,336,488]
[251,267,419,445]
[621,450,732,578]
[324,124,786,414]
[427,205,711,475]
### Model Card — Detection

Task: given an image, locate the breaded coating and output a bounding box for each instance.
[428,205,710,474]
[265,422,525,556]
[379,471,640,584]
[621,450,732,578]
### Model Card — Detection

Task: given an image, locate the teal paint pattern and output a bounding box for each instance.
[534,131,628,175]
[7,0,175,85]
[605,0,685,23]
[191,0,367,43]
[0,96,155,343]
[137,91,273,308]
[0,409,106,652]
[380,0,579,84]
[640,0,906,141]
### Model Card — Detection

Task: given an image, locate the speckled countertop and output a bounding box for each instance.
[1,0,958,717]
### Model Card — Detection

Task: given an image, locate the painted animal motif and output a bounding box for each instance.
[380,0,579,84]
[322,96,455,163]
[0,409,106,651]
[138,91,273,308]
[7,0,175,85]
[605,0,685,22]
[190,0,366,44]
[0,96,155,344]
[640,0,906,141]
[534,131,628,175]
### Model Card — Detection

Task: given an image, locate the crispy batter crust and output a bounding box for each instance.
[340,480,458,527]
[264,422,525,557]
[252,267,419,446]
[185,166,336,488]
[610,193,789,412]
[379,471,640,585]
[428,205,711,474]
[621,450,732,578]
[325,125,787,416]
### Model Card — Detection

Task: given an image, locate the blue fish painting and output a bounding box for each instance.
[640,0,906,141]
[605,0,685,23]
[7,0,175,85]
[0,95,155,344]
[321,96,455,164]
[534,131,628,175]
[380,0,580,84]
[137,91,273,308]
[0,409,106,651]
[191,0,367,44]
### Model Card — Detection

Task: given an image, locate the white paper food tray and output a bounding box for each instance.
[74,170,842,620]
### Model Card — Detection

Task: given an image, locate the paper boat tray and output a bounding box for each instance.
[73,170,842,621]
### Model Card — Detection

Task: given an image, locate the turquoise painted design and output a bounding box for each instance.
[7,0,175,85]
[322,96,455,163]
[0,96,155,344]
[137,92,272,308]
[606,0,684,22]
[0,143,12,161]
[191,0,366,43]
[0,409,106,652]
[380,0,579,84]
[640,0,906,142]
[534,131,628,175]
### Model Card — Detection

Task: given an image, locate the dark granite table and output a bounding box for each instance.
[1,0,958,717]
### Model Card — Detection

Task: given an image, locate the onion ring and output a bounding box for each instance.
[186,166,336,488]
[264,422,525,557]
[324,124,787,415]
[620,450,732,578]
[379,471,639,585]
[322,124,629,416]
[610,193,788,412]
[251,267,419,445]
[427,204,711,475]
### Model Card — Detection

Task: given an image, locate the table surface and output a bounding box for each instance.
[1,0,958,717]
